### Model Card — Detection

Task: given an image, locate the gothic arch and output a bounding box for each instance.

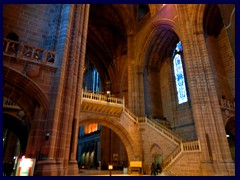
[137,20,179,119]
[138,19,179,70]
[79,117,141,162]
[3,66,49,120]
[150,143,163,157]
[225,116,235,140]
[3,65,50,158]
[3,112,29,154]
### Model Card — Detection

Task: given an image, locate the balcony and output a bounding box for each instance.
[3,38,57,73]
[81,90,124,116]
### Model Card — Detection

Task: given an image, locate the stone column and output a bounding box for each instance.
[34,4,90,176]
[127,35,135,112]
[67,4,90,175]
[177,4,234,175]
[34,4,73,176]
[25,106,46,159]
[127,34,144,116]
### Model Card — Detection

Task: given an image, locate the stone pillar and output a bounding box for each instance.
[127,34,144,116]
[144,69,163,119]
[62,4,90,175]
[25,106,46,159]
[127,35,135,112]
[34,4,90,176]
[217,27,235,99]
[177,4,234,175]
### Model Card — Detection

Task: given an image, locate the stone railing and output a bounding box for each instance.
[122,109,183,145]
[219,98,235,111]
[123,108,139,123]
[123,108,201,170]
[82,90,124,106]
[3,97,20,109]
[3,38,56,64]
[162,140,201,169]
[151,118,171,128]
[138,117,183,144]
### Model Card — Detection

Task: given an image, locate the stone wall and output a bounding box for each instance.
[138,123,178,174]
[3,4,61,50]
[166,152,202,176]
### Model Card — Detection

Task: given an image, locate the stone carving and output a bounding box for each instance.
[26,63,40,78]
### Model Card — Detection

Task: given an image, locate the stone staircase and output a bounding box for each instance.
[81,90,202,174]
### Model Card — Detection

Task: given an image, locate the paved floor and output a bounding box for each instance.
[77,169,165,176]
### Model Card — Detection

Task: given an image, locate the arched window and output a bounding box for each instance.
[173,41,188,104]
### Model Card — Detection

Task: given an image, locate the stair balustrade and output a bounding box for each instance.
[81,90,202,172]
[162,140,201,170]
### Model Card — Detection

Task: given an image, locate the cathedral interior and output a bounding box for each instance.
[2,4,235,176]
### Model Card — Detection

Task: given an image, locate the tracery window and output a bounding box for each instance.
[173,41,188,104]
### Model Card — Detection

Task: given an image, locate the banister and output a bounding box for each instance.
[162,140,201,170]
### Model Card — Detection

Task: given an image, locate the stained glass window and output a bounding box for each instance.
[173,42,188,104]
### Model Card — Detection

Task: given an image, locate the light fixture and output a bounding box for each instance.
[108,164,113,170]
[45,132,50,140]
[108,164,113,176]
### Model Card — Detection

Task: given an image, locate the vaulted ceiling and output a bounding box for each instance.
[86,4,174,82]
[86,4,131,82]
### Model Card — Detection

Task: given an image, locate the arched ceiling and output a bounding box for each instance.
[86,4,131,81]
[3,66,49,120]
[86,4,173,78]
[146,25,179,72]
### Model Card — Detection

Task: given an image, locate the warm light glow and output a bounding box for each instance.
[108,165,113,170]
[84,123,98,134]
[106,90,111,95]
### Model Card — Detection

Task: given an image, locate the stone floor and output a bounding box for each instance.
[77,169,167,176]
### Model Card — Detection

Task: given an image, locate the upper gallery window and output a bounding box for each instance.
[173,41,188,104]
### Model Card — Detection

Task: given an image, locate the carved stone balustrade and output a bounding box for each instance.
[219,98,235,111]
[3,38,56,64]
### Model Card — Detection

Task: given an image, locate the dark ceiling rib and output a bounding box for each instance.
[87,4,129,84]
[147,27,179,72]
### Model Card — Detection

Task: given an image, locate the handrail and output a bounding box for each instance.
[139,117,183,144]
[162,140,201,169]
[123,108,139,123]
[82,90,124,105]
[123,110,183,145]
[80,90,201,170]
[3,38,56,64]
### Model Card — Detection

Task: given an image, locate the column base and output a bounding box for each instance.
[68,160,79,175]
[34,159,64,176]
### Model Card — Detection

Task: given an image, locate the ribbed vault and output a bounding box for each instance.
[145,24,179,72]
